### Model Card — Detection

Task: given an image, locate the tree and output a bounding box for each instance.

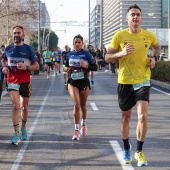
[29,28,59,51]
[0,0,38,46]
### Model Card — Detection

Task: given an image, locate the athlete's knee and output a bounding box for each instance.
[122,113,131,123]
[74,103,80,111]
[138,113,148,123]
[13,103,20,111]
[20,106,28,112]
[81,105,87,112]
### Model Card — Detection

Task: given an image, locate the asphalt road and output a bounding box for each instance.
[0,69,170,170]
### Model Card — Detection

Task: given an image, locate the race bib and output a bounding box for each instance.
[132,80,150,91]
[8,83,20,90]
[45,58,51,63]
[71,71,84,80]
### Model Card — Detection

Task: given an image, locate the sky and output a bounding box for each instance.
[42,0,96,50]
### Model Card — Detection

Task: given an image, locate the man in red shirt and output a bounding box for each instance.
[2,25,39,145]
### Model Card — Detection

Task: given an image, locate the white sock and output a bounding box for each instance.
[81,119,86,126]
[75,124,79,131]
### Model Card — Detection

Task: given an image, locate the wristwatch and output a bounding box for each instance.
[26,66,30,70]
[152,56,157,61]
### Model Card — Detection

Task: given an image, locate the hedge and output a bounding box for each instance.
[151,61,170,83]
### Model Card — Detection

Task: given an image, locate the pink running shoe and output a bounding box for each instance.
[80,125,87,136]
[72,131,80,140]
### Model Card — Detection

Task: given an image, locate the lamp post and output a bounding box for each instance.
[42,4,63,49]
[7,0,9,45]
[100,0,103,49]
[89,0,90,44]
[168,0,170,60]
[38,0,41,51]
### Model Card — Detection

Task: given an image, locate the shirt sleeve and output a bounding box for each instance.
[87,51,95,64]
[150,31,158,46]
[29,46,38,63]
[109,32,120,50]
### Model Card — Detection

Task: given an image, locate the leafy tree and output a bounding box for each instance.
[29,28,59,51]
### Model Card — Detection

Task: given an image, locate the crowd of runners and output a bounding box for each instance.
[0,3,161,168]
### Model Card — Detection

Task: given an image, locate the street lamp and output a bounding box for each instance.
[38,0,41,51]
[100,0,103,49]
[42,4,64,49]
[89,0,90,44]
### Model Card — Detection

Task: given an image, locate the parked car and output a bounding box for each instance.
[158,53,168,61]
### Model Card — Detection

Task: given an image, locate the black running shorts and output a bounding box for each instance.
[68,78,91,91]
[45,62,52,66]
[8,82,32,98]
[117,84,151,111]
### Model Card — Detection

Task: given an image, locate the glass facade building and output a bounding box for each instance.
[89,2,100,49]
[102,0,162,47]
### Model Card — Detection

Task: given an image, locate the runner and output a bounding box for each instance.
[87,45,97,85]
[64,34,97,140]
[62,45,70,88]
[53,47,62,76]
[43,46,52,79]
[2,25,39,145]
[105,4,160,166]
[0,49,3,105]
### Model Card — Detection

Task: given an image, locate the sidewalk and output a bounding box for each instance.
[151,79,170,90]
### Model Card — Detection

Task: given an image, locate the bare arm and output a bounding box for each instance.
[105,44,135,63]
[152,42,161,58]
[147,42,161,69]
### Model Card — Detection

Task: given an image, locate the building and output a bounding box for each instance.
[21,0,50,30]
[102,0,163,47]
[98,0,169,59]
[89,0,100,49]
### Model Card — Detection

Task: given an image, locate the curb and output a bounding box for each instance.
[151,79,170,91]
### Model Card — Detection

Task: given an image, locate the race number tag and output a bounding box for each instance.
[132,80,150,91]
[8,83,20,90]
[71,71,84,80]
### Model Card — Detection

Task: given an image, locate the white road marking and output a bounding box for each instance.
[2,90,7,97]
[109,140,135,170]
[151,87,170,96]
[90,102,98,110]
[11,78,55,170]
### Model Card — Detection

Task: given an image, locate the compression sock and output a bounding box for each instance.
[123,138,130,150]
[136,140,144,152]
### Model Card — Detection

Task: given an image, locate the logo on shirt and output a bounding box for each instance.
[19,52,26,55]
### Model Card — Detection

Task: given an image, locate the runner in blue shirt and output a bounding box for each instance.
[53,47,62,76]
[64,34,97,140]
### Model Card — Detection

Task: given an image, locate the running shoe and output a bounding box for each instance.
[91,80,94,85]
[21,127,27,140]
[47,75,49,79]
[72,130,80,140]
[134,151,148,167]
[123,144,132,164]
[80,125,87,136]
[11,133,21,145]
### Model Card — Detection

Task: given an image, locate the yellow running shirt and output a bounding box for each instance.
[110,28,157,84]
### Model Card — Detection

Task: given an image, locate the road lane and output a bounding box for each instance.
[0,70,169,170]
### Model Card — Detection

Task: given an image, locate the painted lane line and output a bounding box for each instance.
[90,102,98,110]
[109,140,135,170]
[151,87,170,96]
[11,78,54,170]
[2,90,7,97]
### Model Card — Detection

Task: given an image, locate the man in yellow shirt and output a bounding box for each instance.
[105,4,160,167]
